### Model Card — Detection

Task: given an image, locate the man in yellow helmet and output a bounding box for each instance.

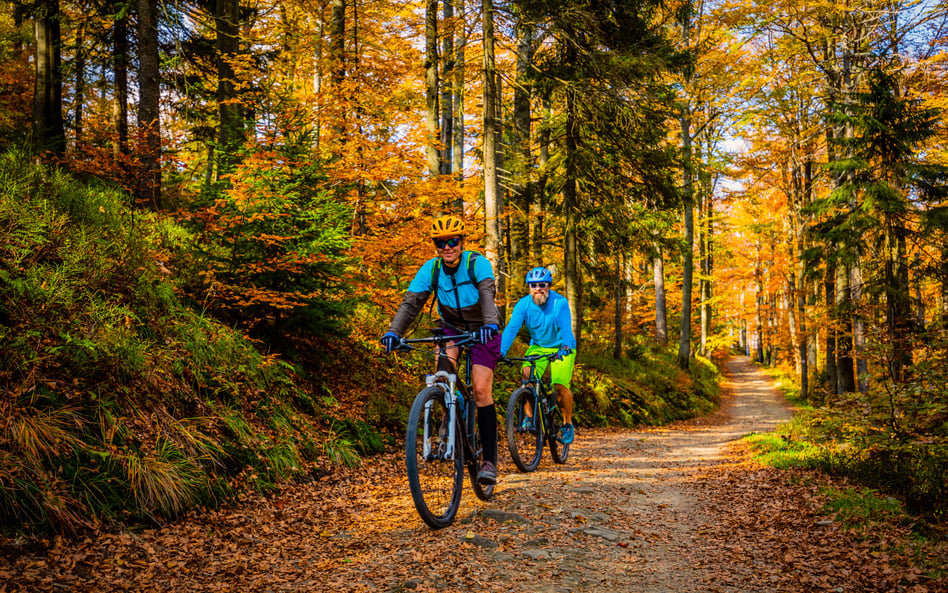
[380,215,503,484]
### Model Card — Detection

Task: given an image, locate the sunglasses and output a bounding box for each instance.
[434,237,462,249]
[528,282,549,290]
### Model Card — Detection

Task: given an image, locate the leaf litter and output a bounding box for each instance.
[1,357,944,592]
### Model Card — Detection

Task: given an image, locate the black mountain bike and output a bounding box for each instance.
[397,326,494,529]
[503,352,570,472]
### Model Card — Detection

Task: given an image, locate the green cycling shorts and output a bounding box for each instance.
[524,345,575,389]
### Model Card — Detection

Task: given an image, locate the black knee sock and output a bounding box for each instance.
[477,404,497,465]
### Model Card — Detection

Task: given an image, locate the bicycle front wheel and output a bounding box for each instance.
[506,387,543,472]
[405,386,464,529]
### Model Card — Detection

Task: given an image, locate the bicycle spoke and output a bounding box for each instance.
[506,387,543,472]
[406,387,463,528]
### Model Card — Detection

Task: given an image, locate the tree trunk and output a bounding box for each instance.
[440,0,454,176]
[136,0,161,209]
[452,0,465,212]
[73,11,87,147]
[425,0,440,176]
[482,0,504,294]
[509,17,535,285]
[677,8,694,370]
[494,70,506,317]
[824,262,838,392]
[852,261,868,392]
[653,241,668,346]
[835,258,855,393]
[563,83,582,347]
[216,0,243,176]
[755,241,765,363]
[32,0,66,155]
[886,221,913,381]
[533,93,551,261]
[112,2,128,158]
[698,189,712,358]
[613,254,623,360]
[329,0,345,86]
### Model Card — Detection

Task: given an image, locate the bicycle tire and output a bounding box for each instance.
[506,387,544,472]
[547,400,570,464]
[405,386,464,529]
[465,398,495,500]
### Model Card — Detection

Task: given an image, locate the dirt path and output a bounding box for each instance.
[3,356,943,592]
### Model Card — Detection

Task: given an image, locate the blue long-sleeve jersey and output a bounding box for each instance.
[500,290,576,357]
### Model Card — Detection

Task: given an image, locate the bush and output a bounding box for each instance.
[183,142,355,340]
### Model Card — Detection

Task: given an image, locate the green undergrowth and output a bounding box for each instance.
[0,149,725,536]
[747,362,948,535]
[0,151,352,536]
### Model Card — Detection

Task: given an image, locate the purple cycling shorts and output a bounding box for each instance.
[441,326,502,371]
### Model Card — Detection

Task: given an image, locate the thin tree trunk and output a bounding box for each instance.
[836,258,855,393]
[755,242,765,364]
[886,221,912,382]
[136,0,161,209]
[509,17,534,284]
[852,261,868,392]
[563,83,582,347]
[425,0,440,176]
[112,2,128,158]
[824,262,838,392]
[614,254,623,360]
[494,70,506,317]
[441,0,454,176]
[482,0,503,287]
[699,190,712,358]
[73,11,87,148]
[677,8,694,370]
[216,0,243,176]
[653,241,667,346]
[452,0,465,213]
[533,93,551,261]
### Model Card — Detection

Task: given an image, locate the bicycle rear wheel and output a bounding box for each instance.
[405,386,464,528]
[506,387,543,472]
[465,399,494,500]
[547,400,570,464]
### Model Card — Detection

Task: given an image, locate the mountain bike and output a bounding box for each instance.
[397,326,494,529]
[502,352,570,472]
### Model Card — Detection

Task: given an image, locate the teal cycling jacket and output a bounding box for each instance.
[499,290,576,357]
[387,251,501,336]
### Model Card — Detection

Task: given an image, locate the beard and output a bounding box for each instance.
[532,291,549,307]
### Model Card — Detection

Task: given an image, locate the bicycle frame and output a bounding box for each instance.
[407,330,474,459]
[503,351,569,471]
[517,353,558,417]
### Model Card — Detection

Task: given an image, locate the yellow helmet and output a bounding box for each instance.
[430,215,466,239]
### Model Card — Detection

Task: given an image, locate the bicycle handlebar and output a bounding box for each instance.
[395,328,478,352]
[501,352,561,365]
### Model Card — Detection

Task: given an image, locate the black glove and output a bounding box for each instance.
[380,332,401,352]
[475,324,498,345]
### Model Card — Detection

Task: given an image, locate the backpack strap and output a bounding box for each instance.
[428,252,480,314]
[431,252,479,298]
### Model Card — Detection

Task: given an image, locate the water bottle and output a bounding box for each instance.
[455,389,465,421]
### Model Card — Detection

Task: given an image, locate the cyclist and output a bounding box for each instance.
[500,266,577,444]
[380,215,503,485]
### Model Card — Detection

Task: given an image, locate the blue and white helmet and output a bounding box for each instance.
[525,266,553,284]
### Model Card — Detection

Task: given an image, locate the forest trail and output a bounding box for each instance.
[2,356,942,592]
